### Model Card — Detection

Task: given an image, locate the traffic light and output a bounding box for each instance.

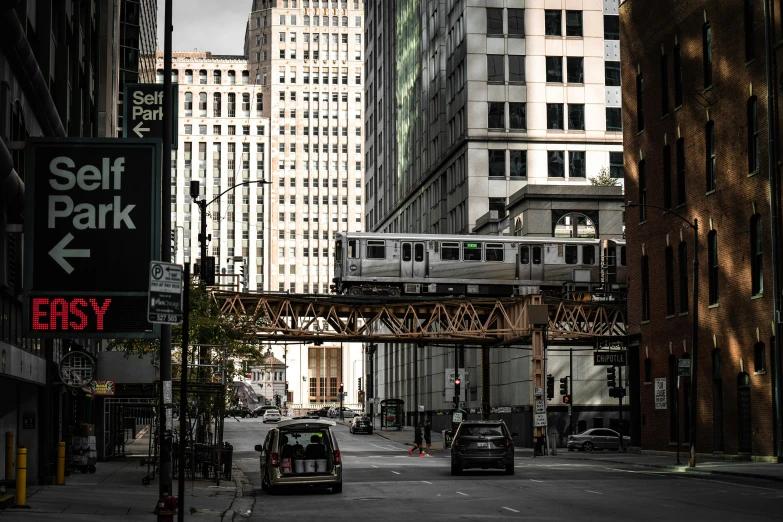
[240,264,248,291]
[559,376,569,396]
[563,394,571,404]
[546,374,555,400]
[275,394,280,406]
[285,380,289,393]
[358,377,362,390]
[171,230,177,255]
[339,382,344,393]
[607,367,616,388]
[203,256,216,285]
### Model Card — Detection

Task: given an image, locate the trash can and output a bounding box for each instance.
[221,442,233,480]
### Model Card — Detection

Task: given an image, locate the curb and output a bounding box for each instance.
[551,454,783,483]
[225,463,255,522]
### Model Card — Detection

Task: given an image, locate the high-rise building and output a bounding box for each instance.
[118,0,159,136]
[365,0,624,234]
[245,0,366,295]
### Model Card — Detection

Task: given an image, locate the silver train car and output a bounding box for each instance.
[332,232,626,298]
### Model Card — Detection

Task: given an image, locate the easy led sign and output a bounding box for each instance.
[28,296,152,335]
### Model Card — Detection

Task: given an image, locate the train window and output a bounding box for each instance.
[402,243,412,261]
[582,245,595,265]
[441,242,460,260]
[415,243,424,262]
[486,243,504,262]
[565,245,578,264]
[620,246,626,266]
[532,246,542,264]
[520,246,530,264]
[348,239,358,258]
[367,240,385,259]
[463,242,482,261]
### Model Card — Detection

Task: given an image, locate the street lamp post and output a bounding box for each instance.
[626,201,699,467]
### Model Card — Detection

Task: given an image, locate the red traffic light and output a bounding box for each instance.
[454,378,461,386]
[340,382,344,388]
[285,381,289,385]
[563,394,571,404]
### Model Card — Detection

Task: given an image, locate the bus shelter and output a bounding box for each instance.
[380,399,404,430]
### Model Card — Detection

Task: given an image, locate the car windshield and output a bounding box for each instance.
[462,424,504,437]
[279,429,331,458]
[266,410,280,415]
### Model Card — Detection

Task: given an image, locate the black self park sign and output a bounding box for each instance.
[23,139,161,338]
[123,83,178,146]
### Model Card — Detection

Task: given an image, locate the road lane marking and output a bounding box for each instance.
[585,490,603,495]
[530,479,544,482]
[391,471,401,475]
[456,491,469,496]
[502,507,519,513]
[422,481,433,484]
[371,465,378,468]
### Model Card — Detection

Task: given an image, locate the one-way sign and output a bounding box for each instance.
[24,138,161,338]
[123,83,178,147]
[148,261,183,324]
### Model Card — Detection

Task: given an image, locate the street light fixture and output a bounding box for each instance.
[190,179,271,288]
[626,201,699,467]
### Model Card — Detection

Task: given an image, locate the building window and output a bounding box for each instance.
[487,55,504,82]
[509,103,526,130]
[606,108,622,131]
[703,21,713,88]
[706,121,716,192]
[748,97,759,173]
[508,9,524,36]
[605,61,621,86]
[663,145,672,209]
[641,255,650,321]
[569,151,585,178]
[604,15,619,40]
[708,230,719,305]
[609,152,624,178]
[547,104,564,130]
[568,104,585,130]
[567,57,583,83]
[636,73,645,132]
[565,11,583,37]
[545,10,561,36]
[546,56,563,83]
[676,138,686,205]
[488,150,505,177]
[548,151,565,177]
[751,214,763,296]
[488,102,505,129]
[660,54,669,115]
[754,342,766,373]
[665,246,675,316]
[746,0,756,62]
[510,150,526,177]
[508,55,525,82]
[679,241,689,313]
[487,8,503,35]
[638,160,647,222]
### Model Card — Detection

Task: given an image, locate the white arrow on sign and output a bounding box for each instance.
[49,233,91,274]
[133,121,150,138]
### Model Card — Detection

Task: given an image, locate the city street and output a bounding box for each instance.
[226,419,783,521]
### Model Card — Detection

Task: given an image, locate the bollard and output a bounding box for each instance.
[56,441,66,485]
[15,445,26,507]
[5,432,13,481]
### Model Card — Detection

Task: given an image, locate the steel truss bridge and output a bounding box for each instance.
[212,292,627,346]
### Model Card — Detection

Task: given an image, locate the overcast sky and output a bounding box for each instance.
[157,0,252,55]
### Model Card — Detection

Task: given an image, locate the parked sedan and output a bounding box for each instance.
[349,416,373,434]
[263,409,282,423]
[224,405,252,418]
[307,407,331,418]
[451,420,516,475]
[567,428,630,452]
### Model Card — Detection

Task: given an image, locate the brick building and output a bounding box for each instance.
[620,0,781,457]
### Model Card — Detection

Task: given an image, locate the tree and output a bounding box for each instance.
[589,166,619,187]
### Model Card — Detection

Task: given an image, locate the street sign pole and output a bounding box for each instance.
[159,0,174,511]
[177,263,189,522]
[618,366,624,451]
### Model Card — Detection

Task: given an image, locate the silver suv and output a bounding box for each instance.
[255,418,343,493]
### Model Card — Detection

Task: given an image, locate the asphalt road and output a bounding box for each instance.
[225,417,783,521]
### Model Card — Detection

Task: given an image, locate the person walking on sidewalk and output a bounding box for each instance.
[424,419,432,456]
[409,422,424,456]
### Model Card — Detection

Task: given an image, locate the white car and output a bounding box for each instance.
[263,409,282,423]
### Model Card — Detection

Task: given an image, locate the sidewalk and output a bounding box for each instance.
[363,419,783,482]
[0,456,253,522]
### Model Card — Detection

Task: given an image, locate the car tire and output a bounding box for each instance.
[332,482,343,494]
[261,471,269,491]
[451,460,462,476]
[583,441,594,452]
[505,462,514,475]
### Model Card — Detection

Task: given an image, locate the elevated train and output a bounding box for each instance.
[332,232,626,299]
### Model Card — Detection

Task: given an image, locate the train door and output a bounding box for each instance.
[401,242,426,279]
[518,245,531,280]
[531,245,544,280]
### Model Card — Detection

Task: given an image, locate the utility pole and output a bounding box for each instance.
[618,365,624,451]
[159,0,174,508]
[177,264,190,522]
[569,347,574,435]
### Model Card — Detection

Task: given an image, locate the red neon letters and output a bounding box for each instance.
[31,297,112,331]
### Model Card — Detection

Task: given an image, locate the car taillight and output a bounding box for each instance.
[270,453,279,467]
[504,439,512,447]
[452,439,461,447]
[333,450,342,465]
